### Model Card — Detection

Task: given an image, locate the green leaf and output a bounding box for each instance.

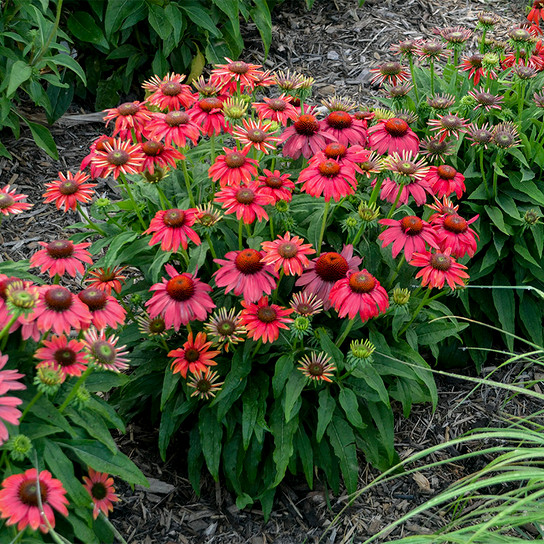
[519,294,543,346]
[316,388,336,442]
[283,368,307,422]
[317,327,344,369]
[47,54,87,85]
[7,60,32,96]
[367,401,396,464]
[533,224,544,259]
[294,427,313,488]
[106,44,140,59]
[104,231,139,267]
[339,387,365,429]
[270,400,298,487]
[87,396,126,431]
[148,4,172,40]
[67,12,109,48]
[187,427,203,493]
[165,4,185,43]
[46,82,74,124]
[509,176,544,206]
[22,120,58,159]
[492,273,515,351]
[199,405,223,481]
[212,0,240,35]
[242,382,259,450]
[514,243,541,268]
[28,394,75,436]
[415,319,467,347]
[180,1,221,37]
[250,0,272,56]
[327,416,358,494]
[272,354,293,398]
[105,0,143,38]
[65,408,117,453]
[484,205,512,235]
[160,368,180,410]
[354,364,390,407]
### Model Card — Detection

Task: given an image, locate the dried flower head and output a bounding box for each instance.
[290,292,323,317]
[386,82,413,100]
[512,65,537,80]
[390,39,420,58]
[417,40,450,61]
[468,90,503,111]
[534,91,544,108]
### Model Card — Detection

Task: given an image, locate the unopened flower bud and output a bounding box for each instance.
[143,168,166,184]
[34,362,65,395]
[275,200,290,214]
[94,197,111,208]
[392,287,411,306]
[524,209,540,226]
[291,316,312,340]
[6,434,32,462]
[347,339,376,368]
[74,386,91,409]
[358,201,380,222]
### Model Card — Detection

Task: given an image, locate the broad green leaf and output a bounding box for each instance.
[355,364,390,407]
[223,431,243,495]
[270,399,298,487]
[294,427,313,488]
[339,387,365,429]
[492,273,515,351]
[180,1,221,37]
[47,54,87,85]
[160,368,180,410]
[242,383,260,450]
[415,320,467,347]
[105,0,143,38]
[199,405,223,481]
[46,82,74,124]
[484,205,512,235]
[106,44,140,59]
[250,0,272,57]
[316,388,336,442]
[28,394,75,436]
[104,231,139,267]
[317,327,344,369]
[519,294,543,346]
[87,396,126,431]
[65,408,117,453]
[165,4,185,42]
[509,175,544,206]
[514,243,541,268]
[367,401,396,464]
[532,223,544,258]
[148,4,172,40]
[272,354,293,398]
[327,416,358,494]
[67,12,109,48]
[66,512,99,544]
[187,427,203,493]
[283,368,307,421]
[23,120,58,159]
[7,60,32,96]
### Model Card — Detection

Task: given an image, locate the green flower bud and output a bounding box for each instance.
[6,434,32,462]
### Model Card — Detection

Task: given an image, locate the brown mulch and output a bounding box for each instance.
[1,0,540,542]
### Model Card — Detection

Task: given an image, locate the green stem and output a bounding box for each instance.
[238,220,244,251]
[156,184,171,209]
[368,178,384,208]
[451,50,459,89]
[19,391,43,424]
[317,200,331,256]
[251,339,263,359]
[119,174,146,230]
[76,203,107,236]
[399,289,432,336]
[335,318,356,348]
[30,0,63,66]
[536,117,544,146]
[59,366,94,413]
[8,529,25,544]
[386,183,404,219]
[518,80,526,123]
[351,223,366,248]
[205,233,217,260]
[269,215,275,240]
[386,254,405,290]
[181,160,196,207]
[480,29,487,54]
[0,314,17,341]
[479,147,490,199]
[408,57,419,103]
[273,270,284,303]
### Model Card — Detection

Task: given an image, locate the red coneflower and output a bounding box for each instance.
[378,216,439,260]
[35,335,87,378]
[409,249,469,289]
[428,113,469,142]
[145,110,200,148]
[374,175,432,208]
[298,158,358,202]
[145,265,215,331]
[83,469,119,519]
[140,140,185,175]
[329,269,389,322]
[252,95,299,125]
[368,118,420,156]
[431,212,479,258]
[0,468,69,533]
[213,249,278,302]
[84,266,127,295]
[240,296,293,344]
[321,111,367,147]
[298,352,335,383]
[0,352,25,446]
[168,332,219,378]
[78,287,127,330]
[204,308,246,352]
[208,147,259,187]
[261,232,315,276]
[528,1,544,32]
[189,96,227,136]
[370,61,409,87]
[211,57,264,93]
[29,240,92,278]
[187,368,224,399]
[143,72,197,111]
[214,182,273,224]
[310,142,370,171]
[144,208,201,252]
[80,135,115,177]
[459,53,496,85]
[103,101,152,140]
[279,112,337,159]
[195,203,223,227]
[232,118,281,154]
[257,169,295,203]
[43,171,96,212]
[0,185,33,216]
[425,164,466,199]
[89,138,145,179]
[426,195,459,221]
[82,328,129,372]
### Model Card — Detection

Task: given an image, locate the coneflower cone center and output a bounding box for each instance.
[107,150,129,166]
[163,209,186,228]
[218,320,236,335]
[166,275,195,301]
[161,82,183,96]
[349,272,376,293]
[79,289,108,311]
[443,214,467,233]
[59,180,79,195]
[398,162,417,175]
[268,99,287,111]
[235,249,264,274]
[166,111,190,126]
[257,306,277,323]
[19,480,47,506]
[265,175,283,188]
[200,97,222,112]
[225,152,246,168]
[400,216,424,234]
[294,114,319,135]
[184,348,201,362]
[468,54,483,68]
[47,240,74,259]
[55,348,76,366]
[278,242,298,259]
[318,160,341,177]
[510,28,531,41]
[385,118,409,137]
[228,61,249,74]
[309,363,325,376]
[235,188,255,205]
[380,61,402,75]
[247,128,266,143]
[315,252,349,282]
[324,143,347,159]
[149,318,166,334]
[142,140,163,156]
[117,102,139,116]
[430,253,452,271]
[441,115,462,129]
[92,341,116,364]
[0,278,16,300]
[494,132,514,148]
[0,193,14,208]
[327,111,352,129]
[45,287,72,311]
[91,482,107,500]
[437,165,457,180]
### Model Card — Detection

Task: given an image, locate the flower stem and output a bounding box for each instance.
[317,200,331,256]
[386,183,404,219]
[58,366,94,413]
[181,160,196,207]
[518,80,526,123]
[480,29,487,54]
[156,184,171,209]
[0,315,17,342]
[19,391,43,424]
[368,177,384,208]
[119,174,146,230]
[408,57,419,103]
[335,318,356,348]
[76,203,107,236]
[399,288,432,336]
[479,148,490,199]
[238,220,244,251]
[205,233,217,260]
[386,254,405,290]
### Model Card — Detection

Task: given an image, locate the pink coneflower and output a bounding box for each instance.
[417,39,450,62]
[210,57,263,93]
[103,101,152,140]
[310,142,369,170]
[187,368,224,399]
[257,169,294,203]
[168,332,219,378]
[279,113,337,159]
[204,308,246,352]
[409,249,469,289]
[144,208,200,252]
[321,111,367,147]
[428,113,469,142]
[468,90,503,111]
[89,138,145,179]
[368,118,420,156]
[329,269,389,322]
[214,182,273,224]
[0,468,69,533]
[492,122,521,149]
[374,175,432,207]
[84,266,127,295]
[370,61,409,86]
[145,265,215,331]
[426,195,459,221]
[261,232,315,276]
[0,185,32,216]
[145,110,200,148]
[43,171,96,212]
[425,165,466,199]
[83,469,119,519]
[385,151,430,183]
[252,95,299,125]
[35,335,87,378]
[390,38,421,58]
[143,72,197,111]
[296,245,362,309]
[466,123,493,149]
[78,287,126,330]
[34,286,92,335]
[208,147,259,187]
[232,118,281,154]
[240,296,293,344]
[140,140,185,175]
[298,352,335,382]
[298,158,358,202]
[290,292,323,316]
[432,213,479,258]
[80,135,115,177]
[378,216,439,260]
[213,249,278,302]
[0,352,25,446]
[30,240,92,278]
[189,96,227,136]
[82,328,129,372]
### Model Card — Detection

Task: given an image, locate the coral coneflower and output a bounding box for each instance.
[84,266,127,295]
[374,175,432,208]
[321,110,367,147]
[30,240,92,278]
[368,118,420,156]
[143,72,197,111]
[35,335,87,378]
[213,249,278,302]
[89,138,145,179]
[211,57,263,93]
[78,287,126,330]
[425,164,466,199]
[240,296,293,344]
[208,147,259,187]
[299,158,357,202]
[140,140,185,175]
[378,216,439,260]
[0,352,25,446]
[252,95,299,125]
[214,182,273,224]
[0,185,32,216]
[168,332,219,378]
[428,113,469,142]
[296,245,362,309]
[144,208,201,252]
[103,101,152,140]
[298,352,335,382]
[329,269,389,322]
[204,308,246,352]
[232,118,281,154]
[257,169,295,203]
[409,249,469,289]
[261,232,315,276]
[83,469,119,519]
[187,368,224,399]
[82,328,129,372]
[189,96,227,136]
[145,265,215,331]
[145,110,200,148]
[459,54,491,86]
[43,171,96,212]
[290,292,323,316]
[370,61,409,86]
[0,468,69,533]
[432,213,479,258]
